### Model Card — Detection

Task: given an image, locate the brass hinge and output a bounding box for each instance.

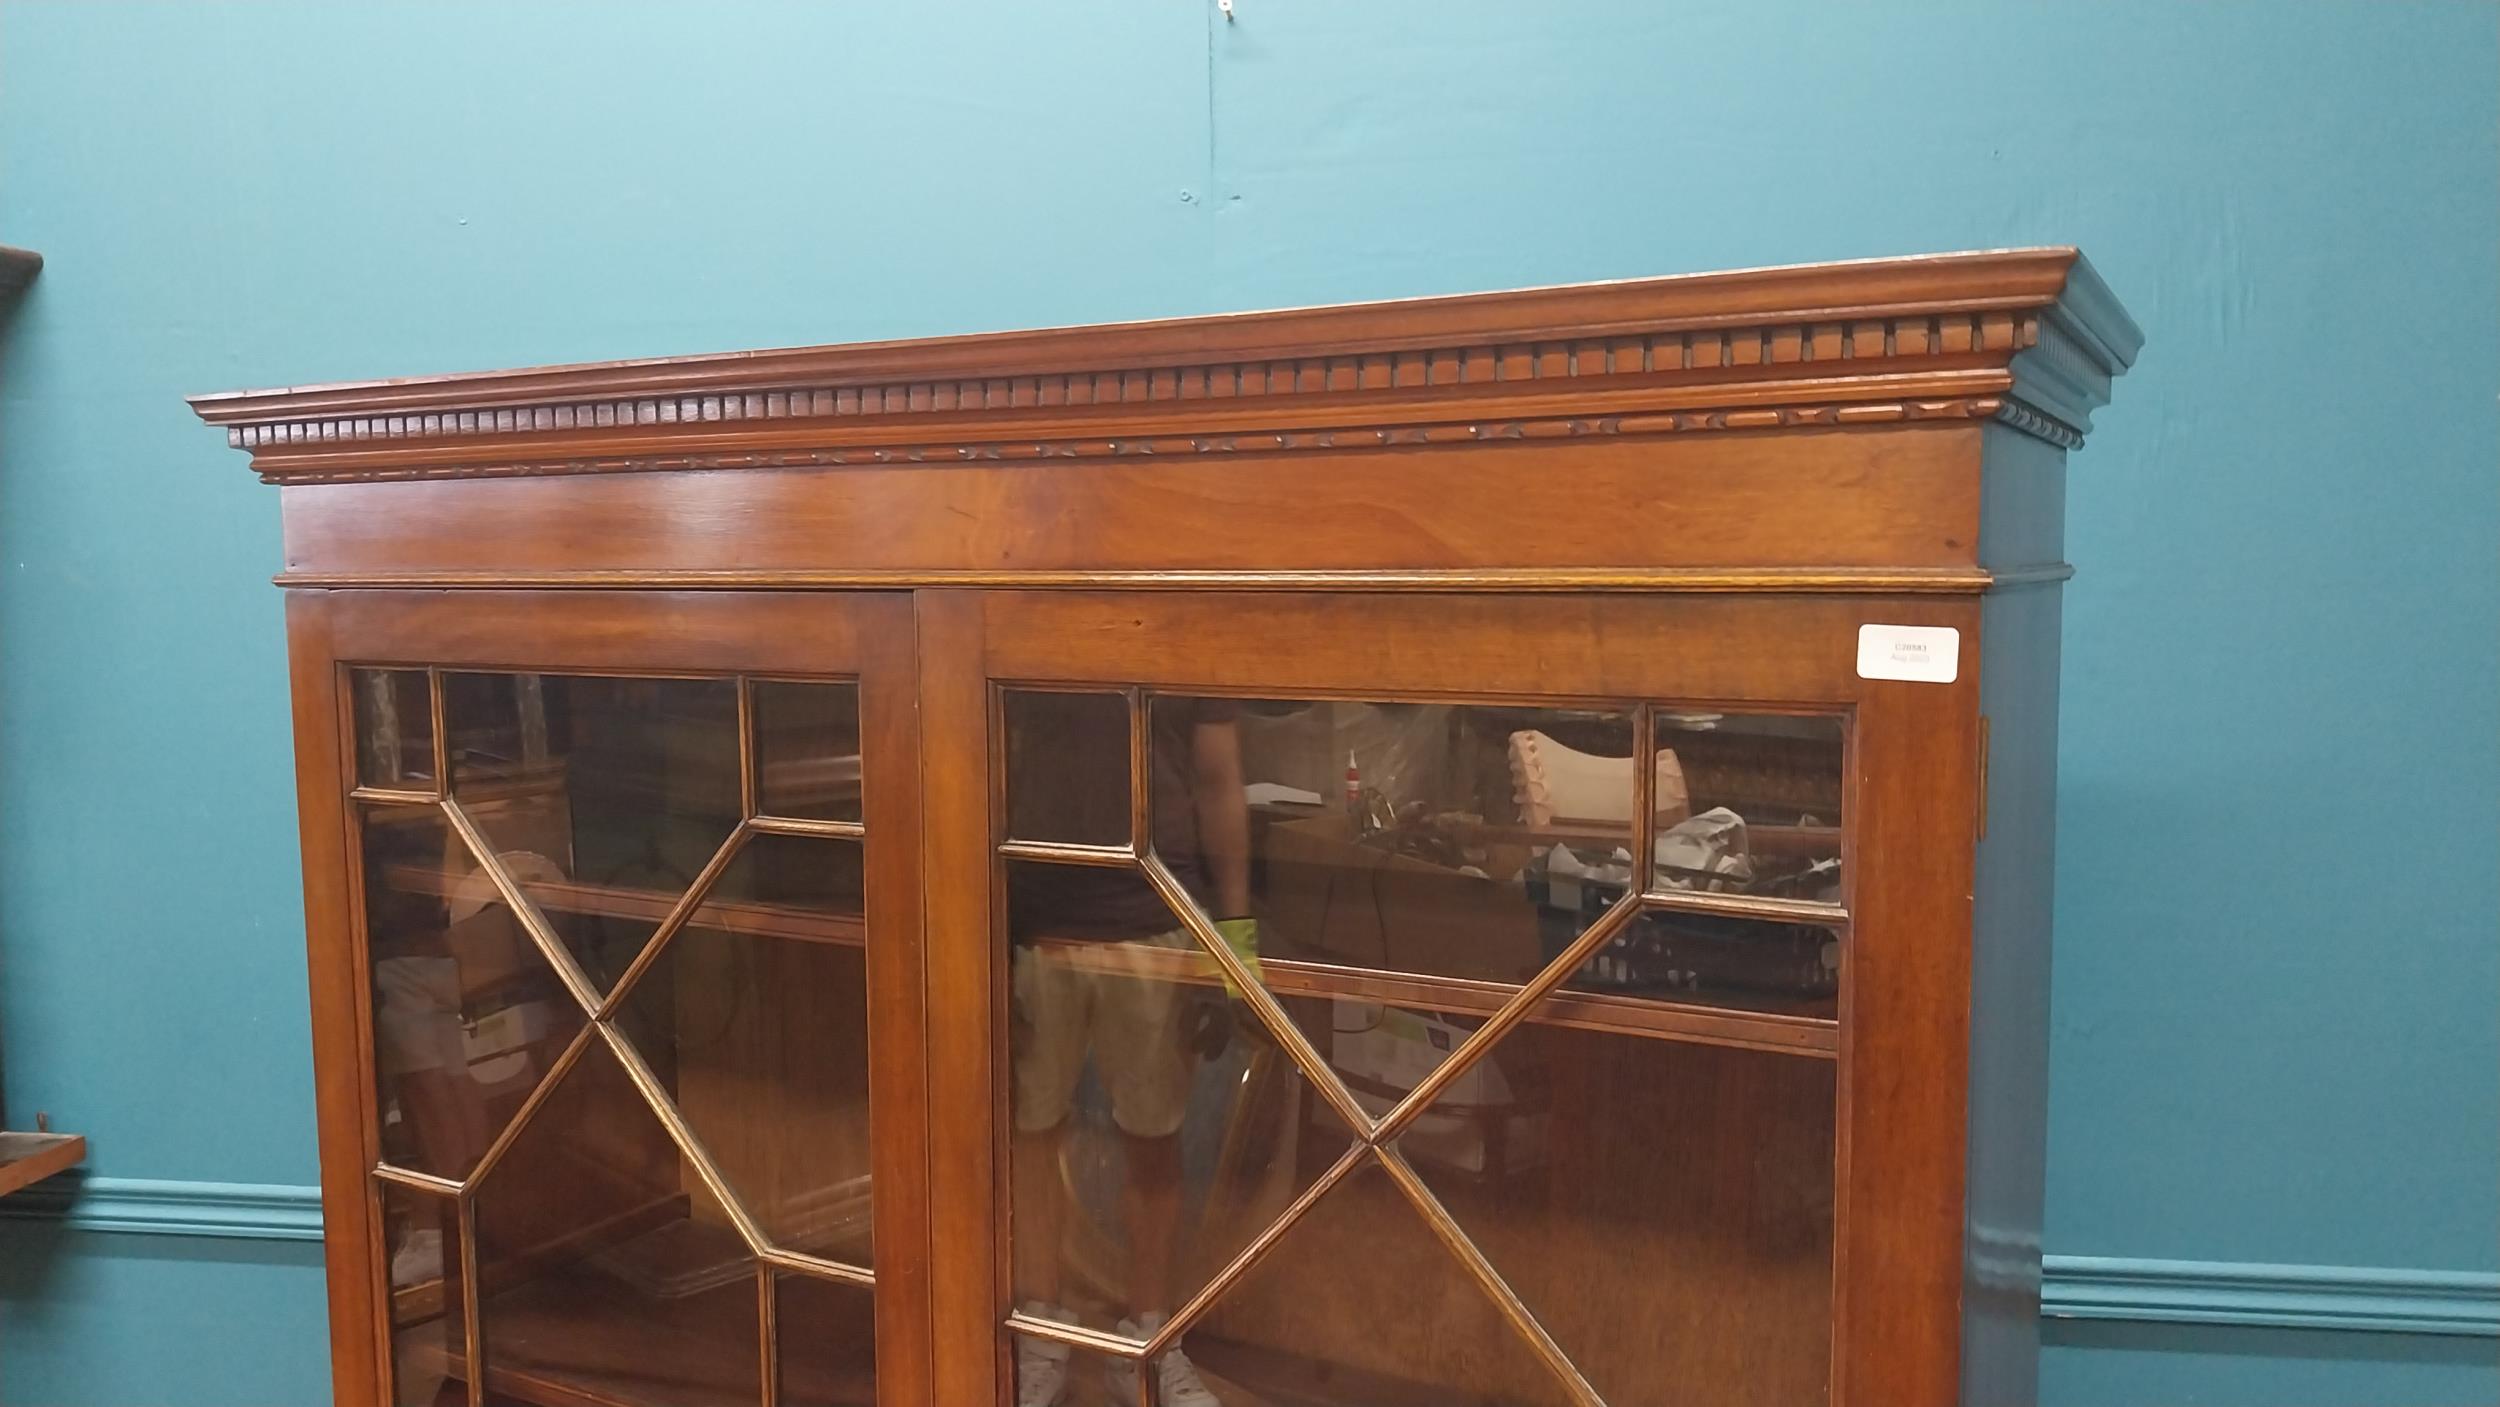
[1976,715,1992,842]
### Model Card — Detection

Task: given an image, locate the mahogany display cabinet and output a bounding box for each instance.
[190,249,2139,1407]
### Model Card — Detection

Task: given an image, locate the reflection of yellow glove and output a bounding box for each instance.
[1213,917,1263,997]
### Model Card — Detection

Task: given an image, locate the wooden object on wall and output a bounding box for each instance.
[0,1130,87,1199]
[0,245,37,301]
[0,244,77,1202]
[192,249,2139,1407]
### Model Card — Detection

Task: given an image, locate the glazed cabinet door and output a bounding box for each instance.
[922,590,1981,1407]
[288,590,931,1407]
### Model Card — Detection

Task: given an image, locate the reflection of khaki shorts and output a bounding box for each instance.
[374,956,467,1077]
[1012,931,1195,1139]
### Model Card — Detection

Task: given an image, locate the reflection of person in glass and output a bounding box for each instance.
[1008,697,1252,1407]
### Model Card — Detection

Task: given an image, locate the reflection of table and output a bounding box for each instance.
[387,864,865,947]
[1454,817,1840,860]
[1026,934,1834,1057]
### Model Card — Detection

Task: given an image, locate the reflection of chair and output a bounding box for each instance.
[1045,1029,1308,1319]
[1508,730,1689,829]
[1325,1006,1549,1188]
[445,854,570,1092]
[1201,1034,1307,1250]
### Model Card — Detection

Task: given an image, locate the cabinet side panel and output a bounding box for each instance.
[1978,422,2067,573]
[1962,582,2064,1407]
[285,589,386,1406]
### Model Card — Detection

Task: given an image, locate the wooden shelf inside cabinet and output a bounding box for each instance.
[1190,1336,1490,1407]
[411,1254,873,1407]
[382,864,864,947]
[0,1131,88,1198]
[1028,936,1838,1057]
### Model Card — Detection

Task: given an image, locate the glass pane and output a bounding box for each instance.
[475,1037,761,1407]
[618,833,874,1265]
[1005,690,1132,848]
[754,681,863,822]
[355,667,435,789]
[379,1179,464,1407]
[1158,696,1641,989]
[1189,1159,1575,1406]
[1560,910,1842,1017]
[777,1272,878,1407]
[1007,860,1359,1339]
[1652,712,1844,901]
[362,803,585,1180]
[446,672,743,996]
[1312,997,1516,1133]
[1012,1332,1146,1407]
[1407,1025,1836,1407]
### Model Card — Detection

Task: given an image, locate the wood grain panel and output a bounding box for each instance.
[279,427,1984,583]
[982,590,1969,706]
[323,591,865,674]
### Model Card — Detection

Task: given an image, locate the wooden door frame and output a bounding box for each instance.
[916,586,1983,1407]
[288,587,932,1407]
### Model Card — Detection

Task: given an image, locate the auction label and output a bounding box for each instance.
[1856,624,1960,684]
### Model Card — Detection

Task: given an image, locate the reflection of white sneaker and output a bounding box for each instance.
[1120,1314,1220,1407]
[1016,1306,1073,1407]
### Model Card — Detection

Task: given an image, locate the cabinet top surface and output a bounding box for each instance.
[188,248,2138,487]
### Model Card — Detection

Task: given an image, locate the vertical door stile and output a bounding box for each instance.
[288,588,391,1407]
[913,589,1007,1407]
[860,593,938,1407]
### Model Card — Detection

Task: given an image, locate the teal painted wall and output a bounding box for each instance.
[1,3,2492,1403]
